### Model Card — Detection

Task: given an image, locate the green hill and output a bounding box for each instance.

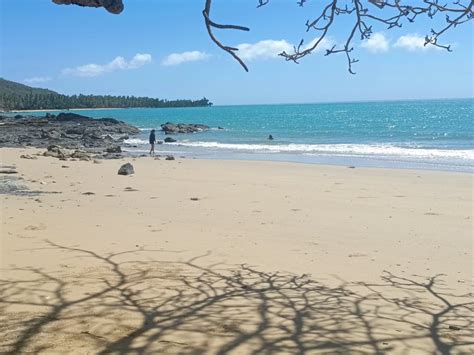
[0,78,212,111]
[0,78,58,97]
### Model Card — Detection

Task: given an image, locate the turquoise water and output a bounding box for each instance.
[21,99,474,171]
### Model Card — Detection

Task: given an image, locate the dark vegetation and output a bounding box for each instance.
[0,78,212,111]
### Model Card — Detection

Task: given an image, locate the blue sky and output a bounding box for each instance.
[1,0,472,105]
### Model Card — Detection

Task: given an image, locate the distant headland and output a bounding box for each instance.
[0,78,212,111]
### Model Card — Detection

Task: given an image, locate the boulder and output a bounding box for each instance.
[103,135,116,144]
[47,144,62,151]
[164,137,177,143]
[65,126,86,135]
[44,145,68,159]
[105,145,122,153]
[71,150,91,161]
[41,129,62,139]
[56,112,90,121]
[103,153,122,160]
[20,154,38,160]
[161,122,210,134]
[161,122,177,133]
[83,131,103,140]
[118,163,134,175]
[0,175,35,196]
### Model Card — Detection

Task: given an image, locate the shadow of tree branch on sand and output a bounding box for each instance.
[0,240,472,354]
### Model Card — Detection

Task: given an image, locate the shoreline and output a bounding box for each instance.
[5,145,474,176]
[4,97,471,111]
[2,106,211,113]
[4,107,128,113]
[122,145,474,174]
[1,147,472,353]
[3,109,472,174]
[130,151,474,174]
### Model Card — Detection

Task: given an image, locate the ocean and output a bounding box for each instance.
[18,99,474,172]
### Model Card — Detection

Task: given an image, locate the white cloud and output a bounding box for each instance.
[394,34,442,51]
[161,51,210,66]
[236,40,293,60]
[361,33,389,53]
[23,76,52,84]
[302,37,335,52]
[129,53,153,68]
[236,37,333,61]
[63,53,152,77]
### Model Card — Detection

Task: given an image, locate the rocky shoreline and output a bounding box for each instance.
[0,112,140,150]
[0,113,214,162]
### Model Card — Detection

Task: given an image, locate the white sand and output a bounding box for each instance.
[1,147,472,354]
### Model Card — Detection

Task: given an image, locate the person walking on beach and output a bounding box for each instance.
[149,129,156,156]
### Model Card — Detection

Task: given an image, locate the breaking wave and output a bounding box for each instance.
[169,141,474,161]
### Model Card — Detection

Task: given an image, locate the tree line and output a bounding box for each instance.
[0,93,213,111]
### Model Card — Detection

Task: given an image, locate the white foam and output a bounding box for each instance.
[124,138,149,145]
[169,141,474,161]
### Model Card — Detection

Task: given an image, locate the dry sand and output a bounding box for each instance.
[1,147,472,354]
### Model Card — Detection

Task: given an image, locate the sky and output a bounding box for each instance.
[1,0,473,105]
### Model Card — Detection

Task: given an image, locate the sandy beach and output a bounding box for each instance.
[3,108,125,113]
[1,147,472,354]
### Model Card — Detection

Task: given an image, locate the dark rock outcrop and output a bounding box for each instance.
[0,112,139,149]
[43,145,69,159]
[161,122,209,134]
[71,150,92,161]
[118,163,134,175]
[164,137,177,143]
[105,145,122,153]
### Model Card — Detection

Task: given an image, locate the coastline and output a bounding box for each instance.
[4,107,125,113]
[1,147,472,353]
[4,102,473,174]
[123,145,474,173]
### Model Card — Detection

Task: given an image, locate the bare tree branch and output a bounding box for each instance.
[266,0,473,73]
[206,0,472,73]
[203,0,250,72]
[50,0,473,73]
[52,0,124,14]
